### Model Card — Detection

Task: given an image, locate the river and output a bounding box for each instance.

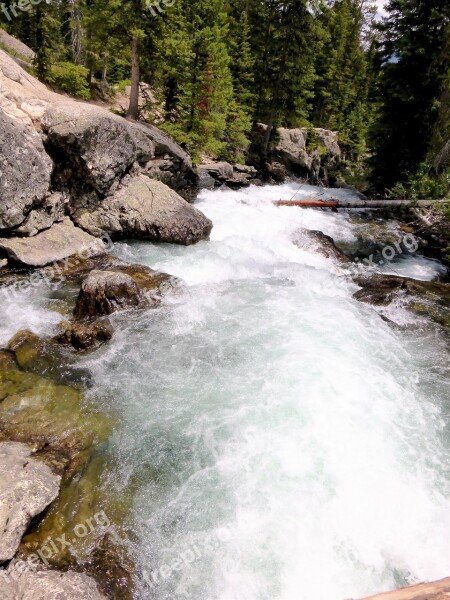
[1,182,450,600]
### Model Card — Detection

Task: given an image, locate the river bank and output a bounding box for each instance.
[1,181,449,599]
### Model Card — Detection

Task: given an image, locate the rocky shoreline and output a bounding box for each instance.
[1,43,450,600]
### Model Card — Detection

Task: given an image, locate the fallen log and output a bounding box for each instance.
[273,199,446,209]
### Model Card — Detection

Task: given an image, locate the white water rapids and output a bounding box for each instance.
[1,183,450,599]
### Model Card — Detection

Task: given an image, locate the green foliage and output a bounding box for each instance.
[370,0,450,193]
[387,164,450,200]
[46,62,90,99]
[313,0,377,161]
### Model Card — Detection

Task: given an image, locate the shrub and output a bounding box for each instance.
[46,62,90,99]
[388,164,450,201]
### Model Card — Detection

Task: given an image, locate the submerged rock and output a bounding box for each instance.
[0,442,61,562]
[71,175,212,245]
[0,218,107,268]
[0,351,126,594]
[0,566,106,600]
[7,329,92,385]
[74,270,150,319]
[353,274,450,328]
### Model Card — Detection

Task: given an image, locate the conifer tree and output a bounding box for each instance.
[370,0,450,192]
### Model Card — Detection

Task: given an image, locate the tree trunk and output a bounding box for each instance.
[127,36,140,121]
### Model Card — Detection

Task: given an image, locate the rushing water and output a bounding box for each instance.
[1,183,450,599]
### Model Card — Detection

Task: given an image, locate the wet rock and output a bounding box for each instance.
[353,274,450,328]
[0,109,52,231]
[57,318,114,350]
[0,218,107,268]
[266,161,288,182]
[353,274,449,306]
[0,360,112,477]
[7,330,92,386]
[293,229,350,264]
[85,533,134,600]
[0,565,107,600]
[48,252,176,295]
[74,270,150,319]
[71,175,212,245]
[0,441,61,562]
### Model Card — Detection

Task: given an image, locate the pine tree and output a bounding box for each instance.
[313,0,376,161]
[248,0,320,155]
[370,0,450,192]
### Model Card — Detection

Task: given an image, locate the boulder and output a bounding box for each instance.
[199,161,259,189]
[73,270,150,319]
[0,109,53,231]
[57,318,114,350]
[0,29,35,61]
[0,218,107,267]
[14,193,65,237]
[353,274,450,328]
[250,123,342,184]
[353,274,450,306]
[43,107,155,194]
[0,442,61,563]
[274,126,341,181]
[0,566,106,600]
[137,122,199,197]
[71,175,212,245]
[43,105,198,199]
[293,229,350,264]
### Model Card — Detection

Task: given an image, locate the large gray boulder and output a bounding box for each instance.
[0,218,106,267]
[72,175,212,245]
[0,110,53,231]
[250,123,342,183]
[0,442,61,563]
[274,127,341,180]
[0,566,106,600]
[43,107,155,194]
[43,105,198,198]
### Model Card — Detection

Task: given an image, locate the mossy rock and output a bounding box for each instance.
[0,355,134,596]
[7,329,92,385]
[353,274,450,330]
